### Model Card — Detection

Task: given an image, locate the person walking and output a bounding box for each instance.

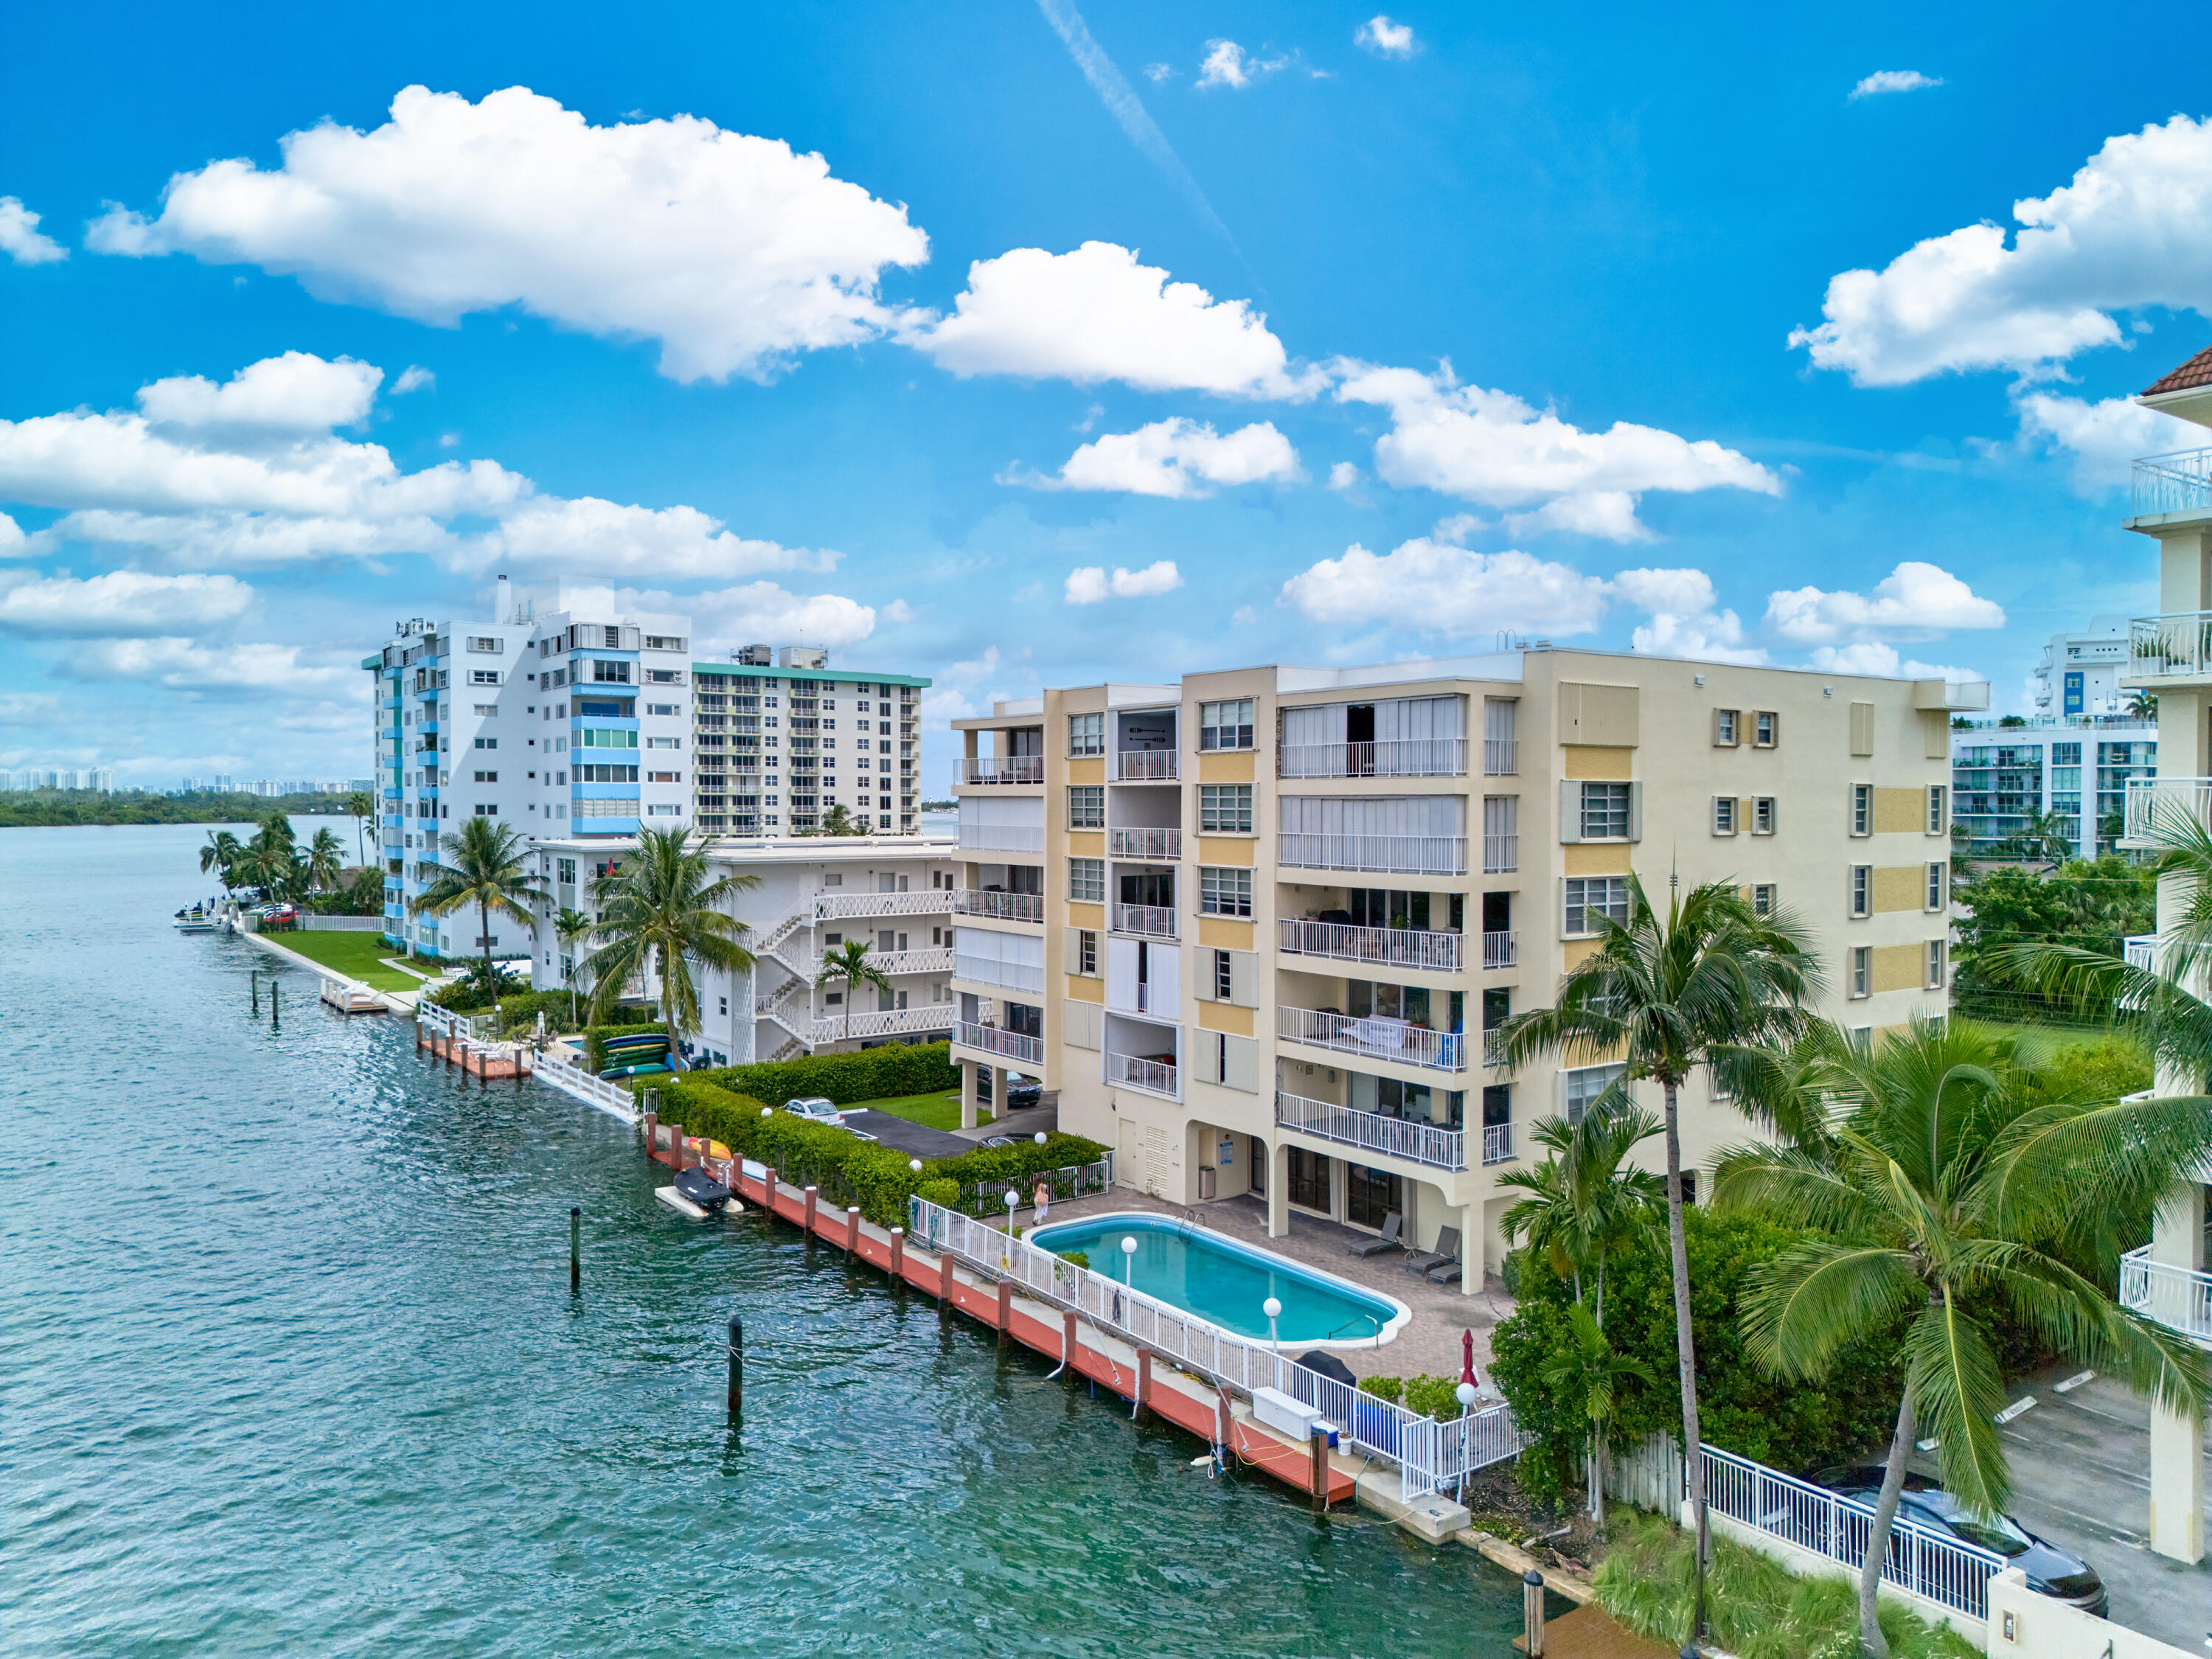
[1032,1176,1051,1228]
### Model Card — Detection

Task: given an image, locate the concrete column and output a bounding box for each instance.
[1267,1140,1290,1238]
[959,1060,980,1130]
[1461,1200,1480,1296]
[2149,1180,2207,1563]
[991,1064,1010,1126]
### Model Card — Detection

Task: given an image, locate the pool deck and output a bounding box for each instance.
[1036,1188,1514,1384]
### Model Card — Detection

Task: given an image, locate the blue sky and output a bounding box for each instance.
[4,0,2211,787]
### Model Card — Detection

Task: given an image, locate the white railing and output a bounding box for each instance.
[2122,776,2212,845]
[304,915,389,932]
[2133,447,2212,518]
[1109,827,1182,860]
[905,1196,1526,1498]
[1277,1006,1467,1071]
[2128,611,2212,679]
[1111,902,1178,939]
[1477,931,1514,970]
[956,1020,1045,1065]
[814,888,956,920]
[964,1156,1116,1210]
[1703,1445,2005,1623]
[1116,748,1178,781]
[1279,834,1468,877]
[1107,1051,1179,1097]
[1484,738,1518,776]
[955,755,1045,785]
[1481,1121,1514,1165]
[2120,1245,2212,1345]
[801,1003,959,1045]
[416,1002,481,1042]
[531,1048,641,1119]
[1277,740,1467,779]
[1483,833,1518,874]
[953,888,1044,922]
[1279,918,1462,973]
[1274,1091,1466,1170]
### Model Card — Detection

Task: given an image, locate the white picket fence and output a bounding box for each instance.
[304,915,387,931]
[416,1003,481,1042]
[531,1048,640,1121]
[906,1196,1526,1498]
[962,1156,1115,1210]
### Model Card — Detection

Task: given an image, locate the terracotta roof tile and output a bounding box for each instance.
[2143,344,2212,397]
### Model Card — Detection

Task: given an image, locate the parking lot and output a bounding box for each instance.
[1955,1360,2212,1649]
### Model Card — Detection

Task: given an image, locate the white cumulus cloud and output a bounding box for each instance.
[136,351,383,431]
[1065,561,1184,604]
[1327,461,1362,491]
[1197,41,1286,89]
[552,580,877,649]
[1764,561,2004,645]
[1355,16,1417,58]
[392,364,435,394]
[1503,490,1652,543]
[55,636,361,694]
[1281,539,1612,637]
[1614,567,1764,664]
[911,242,1317,397]
[2013,390,2202,494]
[1849,70,1943,100]
[452,497,836,580]
[0,197,68,265]
[1805,641,1978,684]
[88,85,931,383]
[1015,417,1298,498]
[0,570,256,637]
[1790,115,2212,386]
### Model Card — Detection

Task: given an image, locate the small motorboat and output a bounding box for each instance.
[174,904,218,933]
[673,1166,733,1211]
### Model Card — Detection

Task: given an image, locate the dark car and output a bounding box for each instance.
[1819,1467,2107,1617]
[1003,1075,1043,1110]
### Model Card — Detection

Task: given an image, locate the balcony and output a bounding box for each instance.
[1277,1006,1467,1072]
[1107,1051,1178,1097]
[816,888,956,921]
[2120,1245,2212,1346]
[956,1020,1045,1065]
[1111,902,1178,939]
[1277,740,1467,779]
[1274,1091,1467,1171]
[1279,918,1463,973]
[1115,749,1178,782]
[2127,611,2212,682]
[1279,833,1467,877]
[2132,447,2212,521]
[1483,833,1519,874]
[1108,827,1182,860]
[1483,930,1517,970]
[954,756,1044,785]
[952,888,1043,923]
[2121,776,2212,846]
[1481,1121,1515,1166]
[1484,738,1518,776]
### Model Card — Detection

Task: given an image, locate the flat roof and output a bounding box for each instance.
[533,833,956,864]
[691,664,931,689]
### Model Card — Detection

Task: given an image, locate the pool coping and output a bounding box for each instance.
[1028,1209,1413,1351]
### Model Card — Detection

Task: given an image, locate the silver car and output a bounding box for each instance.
[779,1096,844,1125]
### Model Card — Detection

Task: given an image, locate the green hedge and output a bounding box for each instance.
[692,1041,959,1107]
[586,1022,667,1071]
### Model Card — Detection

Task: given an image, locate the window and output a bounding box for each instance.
[1346,1164,1400,1231]
[1199,866,1253,917]
[1926,939,1947,989]
[556,858,576,885]
[1754,711,1778,748]
[1927,785,1947,835]
[1714,708,1740,746]
[1581,782,1632,840]
[1484,795,1518,873]
[473,737,497,749]
[646,803,681,816]
[1850,783,1872,837]
[1198,699,1254,751]
[645,669,684,685]
[473,703,498,716]
[647,771,681,784]
[467,636,502,653]
[1069,712,1104,756]
[591,659,631,684]
[1926,862,1947,911]
[1287,1147,1331,1212]
[470,670,501,686]
[1211,948,1234,1001]
[1200,783,1253,833]
[1069,857,1105,903]
[1564,1063,1625,1124]
[1564,876,1630,936]
[580,728,638,749]
[1068,785,1105,828]
[1076,929,1099,975]
[644,635,686,651]
[1752,797,1776,835]
[648,703,678,717]
[647,736,681,750]
[1713,796,1737,835]
[473,804,499,817]
[575,764,639,783]
[1849,865,1871,918]
[1750,883,1777,917]
[473,770,498,783]
[1849,946,1871,999]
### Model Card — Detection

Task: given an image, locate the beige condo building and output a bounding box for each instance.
[948,647,1982,1290]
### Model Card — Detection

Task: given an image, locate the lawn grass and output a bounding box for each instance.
[259,928,422,991]
[845,1090,992,1132]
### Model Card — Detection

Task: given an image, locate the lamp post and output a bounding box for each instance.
[1455,1380,1478,1501]
[1033,1130,1046,1145]
[1121,1235,1137,1289]
[1264,1295,1282,1387]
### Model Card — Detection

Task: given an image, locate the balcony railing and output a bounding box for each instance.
[956,1020,1045,1065]
[1481,1121,1515,1166]
[2132,448,2212,518]
[2120,1245,2212,1346]
[1116,749,1178,782]
[1273,1091,1466,1171]
[952,888,1044,922]
[2121,776,2212,846]
[1278,918,1462,973]
[1277,740,1467,779]
[1277,1006,1467,1071]
[2128,611,2212,680]
[1111,902,1178,939]
[1484,738,1518,776]
[1483,930,1516,970]
[955,755,1044,785]
[815,888,956,920]
[1107,1051,1178,1097]
[1279,834,1468,877]
[1108,827,1182,860]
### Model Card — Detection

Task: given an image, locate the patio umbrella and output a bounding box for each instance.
[1461,1328,1478,1388]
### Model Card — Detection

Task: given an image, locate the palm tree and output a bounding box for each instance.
[819,802,864,837]
[411,817,545,1014]
[582,827,758,1072]
[1543,1304,1655,1535]
[305,827,346,894]
[1714,1019,2209,1659]
[554,907,596,1026]
[238,814,304,902]
[1489,875,1819,1636]
[815,938,894,1046]
[1995,807,2078,873]
[1497,1092,1666,1328]
[198,830,243,891]
[344,789,375,865]
[2127,688,2157,721]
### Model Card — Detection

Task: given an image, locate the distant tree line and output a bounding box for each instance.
[0,790,358,829]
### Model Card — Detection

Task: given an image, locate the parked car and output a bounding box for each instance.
[1818,1467,2107,1616]
[779,1096,844,1126]
[978,1135,1018,1148]
[1003,1075,1043,1110]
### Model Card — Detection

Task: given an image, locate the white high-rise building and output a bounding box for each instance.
[2029,616,2140,717]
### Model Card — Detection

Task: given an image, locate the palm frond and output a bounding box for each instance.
[1739,1239,1920,1380]
[1903,1293,2011,1519]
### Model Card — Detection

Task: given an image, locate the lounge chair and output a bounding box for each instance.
[1425,1247,1465,1286]
[1402,1225,1459,1276]
[1346,1211,1403,1259]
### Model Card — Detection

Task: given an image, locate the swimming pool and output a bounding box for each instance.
[1025,1213,1411,1349]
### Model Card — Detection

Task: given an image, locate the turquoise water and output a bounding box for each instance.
[1028,1215,1403,1346]
[1,823,1527,1657]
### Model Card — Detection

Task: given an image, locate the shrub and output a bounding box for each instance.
[1356,1375,1465,1420]
[2031,1031,2152,1104]
[1058,1250,1091,1270]
[916,1178,961,1211]
[694,1041,960,1107]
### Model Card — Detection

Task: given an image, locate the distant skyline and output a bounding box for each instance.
[4,1,2211,787]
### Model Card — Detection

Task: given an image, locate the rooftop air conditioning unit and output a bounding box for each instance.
[779,645,827,669]
[735,644,773,667]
